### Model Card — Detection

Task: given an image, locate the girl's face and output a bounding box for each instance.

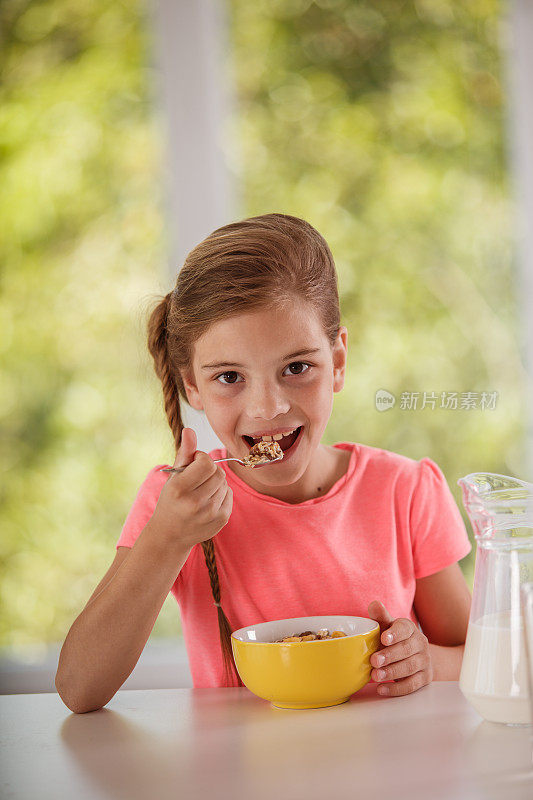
[180,299,348,502]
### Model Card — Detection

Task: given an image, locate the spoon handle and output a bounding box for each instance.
[160,458,242,474]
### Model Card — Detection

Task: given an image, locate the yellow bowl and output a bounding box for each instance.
[231,615,380,709]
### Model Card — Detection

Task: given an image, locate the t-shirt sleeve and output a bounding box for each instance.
[116,465,169,549]
[409,457,472,579]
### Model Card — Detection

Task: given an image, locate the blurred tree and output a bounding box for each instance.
[226,0,525,585]
[0,0,174,650]
[0,0,523,649]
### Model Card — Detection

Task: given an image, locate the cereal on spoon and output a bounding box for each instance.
[242,440,283,468]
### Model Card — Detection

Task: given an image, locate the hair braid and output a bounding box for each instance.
[147,292,183,449]
[147,291,243,686]
[201,539,243,687]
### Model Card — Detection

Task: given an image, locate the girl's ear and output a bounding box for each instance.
[179,369,205,411]
[332,326,348,393]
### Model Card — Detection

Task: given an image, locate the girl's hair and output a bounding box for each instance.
[146,212,341,686]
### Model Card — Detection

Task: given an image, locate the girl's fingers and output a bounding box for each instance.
[381,617,415,645]
[372,653,429,683]
[371,630,424,668]
[376,670,429,697]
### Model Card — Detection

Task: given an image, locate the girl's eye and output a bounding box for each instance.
[215,371,242,385]
[285,361,309,376]
[215,361,311,385]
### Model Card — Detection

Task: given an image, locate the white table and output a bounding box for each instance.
[1,683,532,800]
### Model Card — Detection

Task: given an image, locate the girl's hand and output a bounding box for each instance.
[149,427,233,550]
[367,600,433,697]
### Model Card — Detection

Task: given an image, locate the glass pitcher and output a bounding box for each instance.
[458,472,533,725]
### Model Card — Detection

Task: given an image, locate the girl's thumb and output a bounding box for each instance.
[368,600,394,631]
[174,427,198,469]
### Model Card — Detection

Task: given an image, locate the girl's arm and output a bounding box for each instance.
[413,562,472,679]
[55,525,192,714]
[56,438,233,714]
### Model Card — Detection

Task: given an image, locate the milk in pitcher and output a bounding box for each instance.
[459,610,531,725]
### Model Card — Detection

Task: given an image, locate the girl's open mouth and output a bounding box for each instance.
[242,426,303,455]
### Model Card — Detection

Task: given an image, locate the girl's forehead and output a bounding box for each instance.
[192,305,327,364]
[199,302,320,339]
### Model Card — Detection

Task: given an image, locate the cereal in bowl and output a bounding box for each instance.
[273,628,347,643]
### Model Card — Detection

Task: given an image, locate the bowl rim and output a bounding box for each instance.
[231,615,380,644]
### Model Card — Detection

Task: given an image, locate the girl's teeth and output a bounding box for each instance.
[250,428,297,443]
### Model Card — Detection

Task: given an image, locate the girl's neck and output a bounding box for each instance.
[226,443,351,504]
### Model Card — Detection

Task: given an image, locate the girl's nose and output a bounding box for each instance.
[248,382,291,419]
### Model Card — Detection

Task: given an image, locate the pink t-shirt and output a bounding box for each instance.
[116,442,471,687]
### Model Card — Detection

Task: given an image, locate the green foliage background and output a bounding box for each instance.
[1,0,527,654]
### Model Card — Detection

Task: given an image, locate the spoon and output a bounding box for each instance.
[161,453,284,474]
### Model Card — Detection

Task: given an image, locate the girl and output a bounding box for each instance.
[56,213,472,712]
